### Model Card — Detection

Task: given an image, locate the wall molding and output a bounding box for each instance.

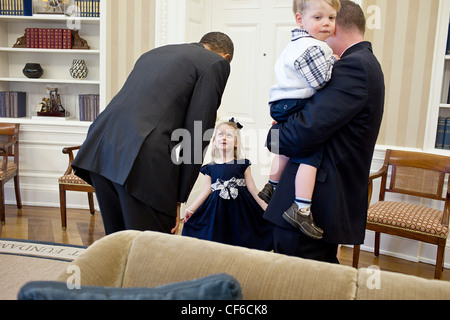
[155,0,186,47]
[155,0,168,47]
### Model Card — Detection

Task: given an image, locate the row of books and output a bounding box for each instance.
[79,94,99,122]
[0,91,26,118]
[0,91,101,121]
[73,0,100,18]
[0,0,32,16]
[436,117,450,150]
[26,28,73,49]
[0,0,100,17]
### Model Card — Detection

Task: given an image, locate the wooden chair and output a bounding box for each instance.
[0,123,22,225]
[353,149,450,279]
[58,146,95,230]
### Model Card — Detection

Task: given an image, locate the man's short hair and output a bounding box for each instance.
[200,32,234,62]
[337,0,366,35]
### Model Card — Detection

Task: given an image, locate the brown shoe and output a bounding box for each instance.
[258,183,274,204]
[282,203,324,240]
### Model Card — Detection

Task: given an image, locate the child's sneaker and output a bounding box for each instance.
[258,183,274,204]
[282,203,324,240]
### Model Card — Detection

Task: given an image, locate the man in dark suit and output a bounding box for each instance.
[72,32,234,235]
[264,1,385,263]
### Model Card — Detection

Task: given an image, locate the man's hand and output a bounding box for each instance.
[171,203,181,234]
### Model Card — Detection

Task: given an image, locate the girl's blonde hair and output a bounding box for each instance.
[211,121,244,161]
[293,0,341,14]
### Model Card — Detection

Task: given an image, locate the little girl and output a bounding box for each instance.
[182,119,273,251]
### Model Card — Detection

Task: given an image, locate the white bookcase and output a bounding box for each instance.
[0,1,106,209]
[425,0,450,155]
[0,9,105,125]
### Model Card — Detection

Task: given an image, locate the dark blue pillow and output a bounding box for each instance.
[18,274,242,300]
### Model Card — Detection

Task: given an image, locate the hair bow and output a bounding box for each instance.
[229,118,243,130]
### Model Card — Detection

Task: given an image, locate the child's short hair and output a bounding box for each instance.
[293,0,341,15]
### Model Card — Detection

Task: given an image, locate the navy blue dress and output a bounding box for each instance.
[182,160,273,251]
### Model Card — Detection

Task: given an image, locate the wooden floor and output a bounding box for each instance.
[0,205,105,247]
[1,204,449,281]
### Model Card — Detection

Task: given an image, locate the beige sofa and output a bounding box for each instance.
[57,231,450,300]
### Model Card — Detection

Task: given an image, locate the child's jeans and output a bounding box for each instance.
[291,147,323,170]
[270,99,323,169]
[270,99,308,122]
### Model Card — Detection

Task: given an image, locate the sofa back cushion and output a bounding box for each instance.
[58,231,358,300]
[357,268,450,300]
[121,232,358,300]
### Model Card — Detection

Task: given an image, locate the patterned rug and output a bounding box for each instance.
[0,239,86,262]
[0,239,87,300]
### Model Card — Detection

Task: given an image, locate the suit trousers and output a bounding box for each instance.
[273,225,339,264]
[89,172,176,235]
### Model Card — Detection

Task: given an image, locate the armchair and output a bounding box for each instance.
[58,146,96,230]
[354,149,450,279]
[0,123,22,225]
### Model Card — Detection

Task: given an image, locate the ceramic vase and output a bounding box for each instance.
[23,63,44,79]
[69,59,88,80]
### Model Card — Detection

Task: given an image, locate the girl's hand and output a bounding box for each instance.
[183,209,195,223]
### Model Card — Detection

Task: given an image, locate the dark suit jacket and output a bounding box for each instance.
[264,41,385,245]
[72,43,230,217]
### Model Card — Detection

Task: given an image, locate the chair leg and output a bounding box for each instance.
[59,185,67,231]
[435,245,445,280]
[87,192,95,215]
[374,232,381,257]
[352,245,360,269]
[14,175,22,210]
[0,184,4,226]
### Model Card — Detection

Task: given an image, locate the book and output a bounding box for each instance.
[25,28,74,49]
[12,91,26,118]
[444,117,450,150]
[23,0,31,16]
[74,0,100,18]
[79,94,100,121]
[0,92,5,118]
[0,91,26,118]
[436,116,446,149]
[0,0,32,16]
[5,91,10,117]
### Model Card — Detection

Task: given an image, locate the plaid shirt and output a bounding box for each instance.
[292,29,337,90]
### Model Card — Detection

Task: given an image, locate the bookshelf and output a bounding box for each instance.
[0,3,104,125]
[426,0,450,155]
[0,0,106,211]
